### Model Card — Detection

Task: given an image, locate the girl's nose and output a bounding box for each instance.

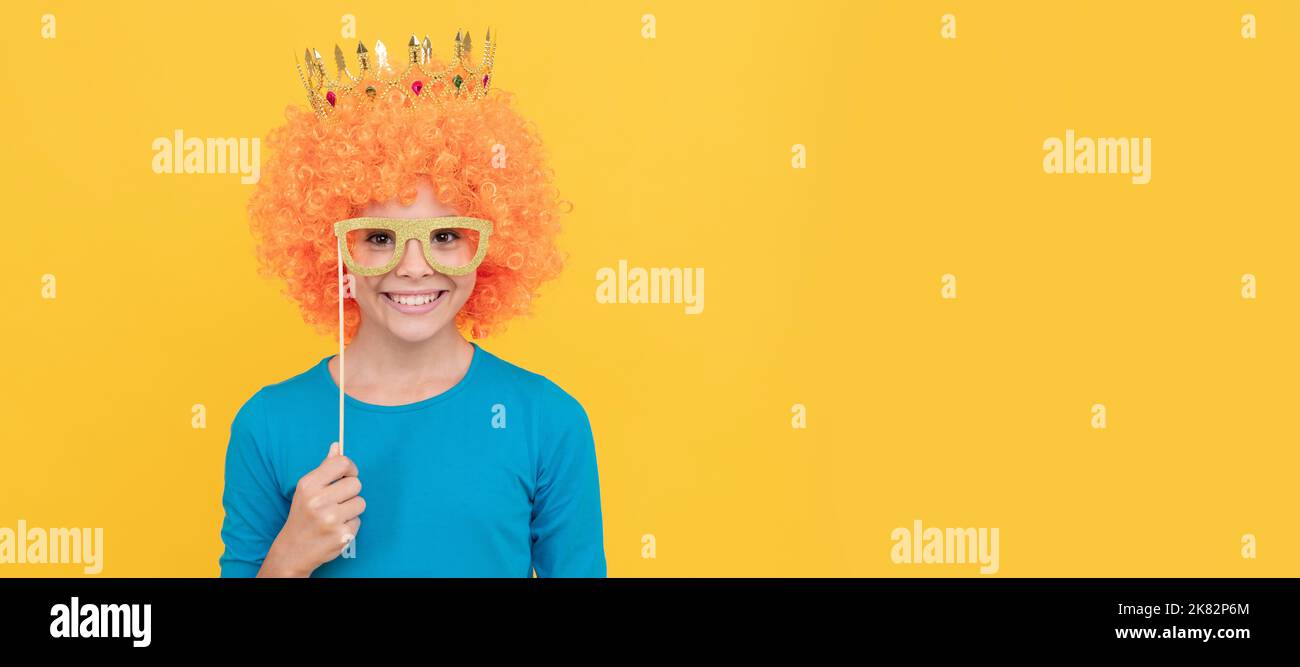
[396,238,435,276]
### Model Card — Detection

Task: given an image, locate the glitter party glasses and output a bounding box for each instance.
[333,216,493,276]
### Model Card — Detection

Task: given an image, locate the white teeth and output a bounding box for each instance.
[387,292,442,306]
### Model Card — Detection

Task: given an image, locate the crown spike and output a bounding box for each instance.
[295,48,311,87]
[407,35,420,64]
[422,36,432,63]
[462,31,472,56]
[334,44,351,79]
[311,48,327,78]
[295,50,327,118]
[375,39,389,70]
[301,49,319,84]
[356,40,370,72]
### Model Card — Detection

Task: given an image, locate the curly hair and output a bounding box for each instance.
[247,66,570,342]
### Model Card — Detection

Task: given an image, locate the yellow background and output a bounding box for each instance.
[2,1,1296,576]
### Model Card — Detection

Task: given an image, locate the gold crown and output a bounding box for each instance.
[295,29,496,119]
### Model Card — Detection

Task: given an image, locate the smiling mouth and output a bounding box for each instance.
[382,290,447,306]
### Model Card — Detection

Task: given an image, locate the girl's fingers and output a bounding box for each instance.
[337,496,366,522]
[324,475,362,504]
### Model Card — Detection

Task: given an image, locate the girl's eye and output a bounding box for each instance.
[366,232,393,245]
[432,229,461,244]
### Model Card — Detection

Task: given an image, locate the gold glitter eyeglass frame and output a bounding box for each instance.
[333,216,494,276]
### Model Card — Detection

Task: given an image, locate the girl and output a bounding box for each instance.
[219,31,606,577]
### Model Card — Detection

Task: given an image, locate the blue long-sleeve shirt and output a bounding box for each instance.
[219,342,606,577]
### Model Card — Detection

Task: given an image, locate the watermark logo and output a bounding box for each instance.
[791,403,807,429]
[890,519,999,575]
[940,273,957,299]
[1043,129,1151,184]
[1241,533,1256,559]
[1091,403,1107,429]
[0,519,103,574]
[50,597,150,647]
[151,130,261,184]
[596,260,704,315]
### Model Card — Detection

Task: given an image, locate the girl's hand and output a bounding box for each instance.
[257,442,365,577]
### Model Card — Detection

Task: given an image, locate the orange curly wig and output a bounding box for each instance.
[247,64,570,342]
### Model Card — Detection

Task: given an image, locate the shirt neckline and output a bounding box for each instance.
[316,341,484,413]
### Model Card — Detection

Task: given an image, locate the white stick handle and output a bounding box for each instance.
[337,239,345,457]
